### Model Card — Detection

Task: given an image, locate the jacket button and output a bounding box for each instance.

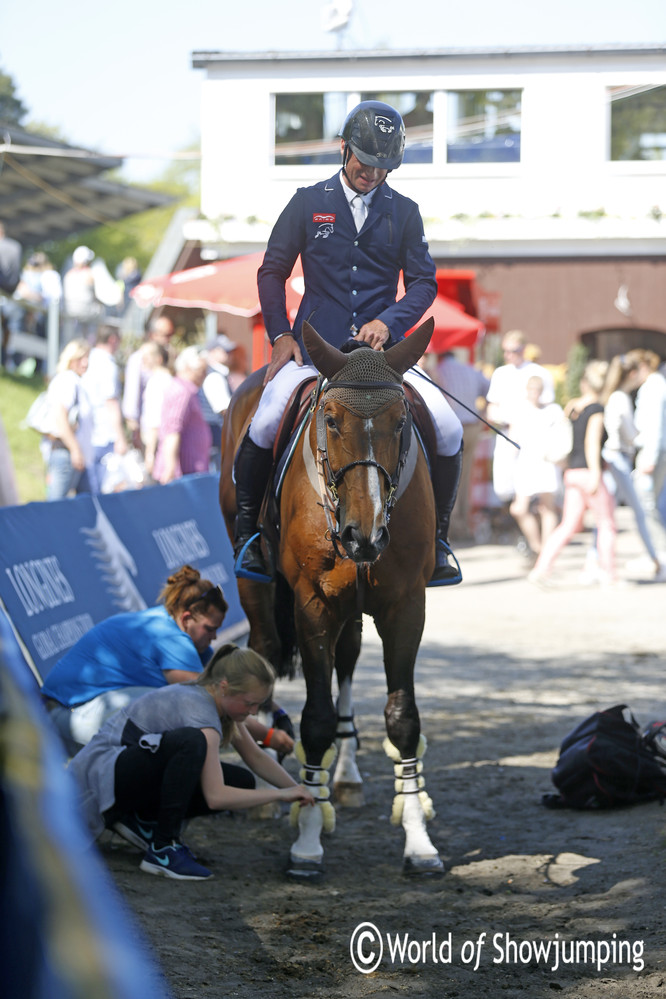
[352,289,357,296]
[352,265,357,271]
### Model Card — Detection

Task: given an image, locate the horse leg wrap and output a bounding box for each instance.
[383,736,435,826]
[289,740,337,833]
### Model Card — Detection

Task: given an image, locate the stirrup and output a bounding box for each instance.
[427,540,462,588]
[234,533,273,583]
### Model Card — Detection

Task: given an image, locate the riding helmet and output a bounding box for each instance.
[339,101,406,171]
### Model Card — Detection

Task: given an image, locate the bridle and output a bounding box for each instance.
[314,379,413,560]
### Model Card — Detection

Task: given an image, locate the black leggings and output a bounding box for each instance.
[111,727,255,845]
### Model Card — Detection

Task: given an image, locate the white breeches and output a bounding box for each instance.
[248,361,462,457]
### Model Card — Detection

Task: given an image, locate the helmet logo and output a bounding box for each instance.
[374,115,395,134]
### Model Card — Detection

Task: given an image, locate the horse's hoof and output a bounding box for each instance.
[286,857,324,883]
[333,782,365,808]
[403,854,445,877]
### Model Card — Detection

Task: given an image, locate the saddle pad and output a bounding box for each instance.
[273,377,320,463]
[404,383,437,470]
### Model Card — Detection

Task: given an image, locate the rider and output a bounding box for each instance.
[233,100,464,586]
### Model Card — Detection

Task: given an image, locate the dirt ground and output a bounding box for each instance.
[101,508,666,999]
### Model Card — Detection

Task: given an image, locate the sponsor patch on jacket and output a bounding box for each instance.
[313,213,335,223]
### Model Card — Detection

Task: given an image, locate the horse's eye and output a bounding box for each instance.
[396,416,406,434]
[325,415,338,432]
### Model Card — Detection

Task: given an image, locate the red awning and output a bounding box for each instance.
[131,251,303,320]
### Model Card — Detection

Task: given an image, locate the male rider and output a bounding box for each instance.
[233,101,463,586]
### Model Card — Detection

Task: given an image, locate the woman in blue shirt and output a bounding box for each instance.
[42,565,227,755]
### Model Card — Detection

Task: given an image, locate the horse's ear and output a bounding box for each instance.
[301,321,348,379]
[383,318,434,375]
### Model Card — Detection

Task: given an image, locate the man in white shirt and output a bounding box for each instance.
[486,330,555,501]
[83,324,127,492]
[200,335,236,471]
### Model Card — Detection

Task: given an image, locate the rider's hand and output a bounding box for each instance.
[264,334,303,385]
[356,319,390,350]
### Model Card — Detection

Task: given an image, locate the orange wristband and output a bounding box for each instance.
[264,727,275,747]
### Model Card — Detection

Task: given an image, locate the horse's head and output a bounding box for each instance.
[302,319,434,565]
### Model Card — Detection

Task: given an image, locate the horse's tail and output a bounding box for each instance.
[273,572,300,679]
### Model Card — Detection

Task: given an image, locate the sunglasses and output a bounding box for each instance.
[185,585,227,612]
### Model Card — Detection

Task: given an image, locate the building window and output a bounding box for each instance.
[446,90,521,163]
[361,91,434,163]
[609,85,666,161]
[274,93,348,165]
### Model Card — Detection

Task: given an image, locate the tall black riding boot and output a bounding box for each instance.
[429,447,464,586]
[233,433,274,582]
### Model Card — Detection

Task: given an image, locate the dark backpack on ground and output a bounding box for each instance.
[543,704,666,810]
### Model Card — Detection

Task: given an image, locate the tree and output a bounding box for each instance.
[0,64,28,125]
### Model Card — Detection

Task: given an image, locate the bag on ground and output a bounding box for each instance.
[543,704,666,809]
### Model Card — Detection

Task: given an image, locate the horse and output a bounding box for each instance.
[219,317,443,877]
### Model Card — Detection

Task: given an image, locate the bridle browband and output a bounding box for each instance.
[314,378,413,559]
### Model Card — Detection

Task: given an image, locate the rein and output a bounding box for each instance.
[313,379,413,560]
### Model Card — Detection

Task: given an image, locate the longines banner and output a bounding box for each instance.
[0,474,246,683]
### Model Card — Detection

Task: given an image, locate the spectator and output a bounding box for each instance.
[82,323,127,493]
[486,330,555,503]
[201,334,236,472]
[602,352,665,580]
[507,375,563,562]
[631,349,666,559]
[436,350,490,540]
[62,246,102,343]
[225,340,249,394]
[0,221,23,368]
[140,342,173,478]
[152,346,211,484]
[529,361,616,587]
[41,338,94,501]
[116,256,142,310]
[122,315,176,449]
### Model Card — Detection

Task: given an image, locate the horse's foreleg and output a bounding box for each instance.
[288,622,340,876]
[378,609,443,875]
[384,694,441,874]
[333,617,364,807]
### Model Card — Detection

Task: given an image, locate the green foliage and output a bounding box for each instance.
[0,370,48,503]
[0,64,28,125]
[563,341,589,403]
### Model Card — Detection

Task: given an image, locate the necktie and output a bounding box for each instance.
[351,194,367,232]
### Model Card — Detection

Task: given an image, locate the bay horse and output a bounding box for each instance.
[219,318,443,876]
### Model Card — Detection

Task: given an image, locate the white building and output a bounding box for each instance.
[190,45,666,362]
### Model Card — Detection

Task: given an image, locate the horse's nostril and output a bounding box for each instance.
[373,526,389,552]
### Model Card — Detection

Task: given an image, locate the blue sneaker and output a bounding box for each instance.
[140,842,213,881]
[112,813,157,851]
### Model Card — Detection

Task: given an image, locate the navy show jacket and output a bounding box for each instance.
[257,172,437,358]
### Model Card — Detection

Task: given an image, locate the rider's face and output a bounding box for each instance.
[342,145,388,194]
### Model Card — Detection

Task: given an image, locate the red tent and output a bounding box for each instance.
[132,255,484,365]
[131,252,304,320]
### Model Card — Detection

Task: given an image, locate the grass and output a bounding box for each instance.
[0,369,49,503]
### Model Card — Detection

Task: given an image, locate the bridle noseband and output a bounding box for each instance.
[314,379,413,558]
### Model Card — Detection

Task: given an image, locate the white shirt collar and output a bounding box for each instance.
[338,170,376,208]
